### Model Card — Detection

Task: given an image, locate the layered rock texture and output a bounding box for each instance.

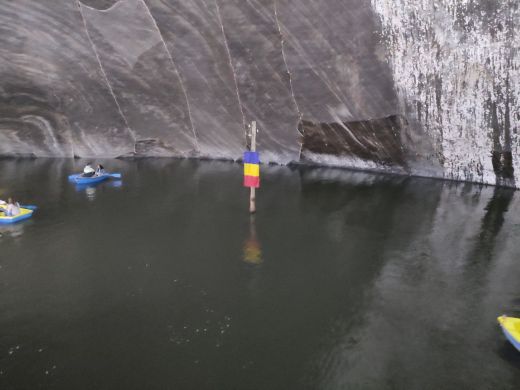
[0,0,518,186]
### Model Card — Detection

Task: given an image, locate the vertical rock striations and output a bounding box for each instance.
[79,0,198,156]
[371,0,520,186]
[142,0,245,160]
[276,0,428,173]
[0,0,135,157]
[216,0,301,163]
[0,0,518,187]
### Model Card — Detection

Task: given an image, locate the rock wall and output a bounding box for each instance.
[372,0,520,187]
[0,0,518,186]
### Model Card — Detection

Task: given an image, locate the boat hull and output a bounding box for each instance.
[0,208,34,224]
[68,174,110,184]
[501,327,520,352]
[498,316,520,352]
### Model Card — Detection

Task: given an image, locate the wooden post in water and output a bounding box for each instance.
[249,121,257,214]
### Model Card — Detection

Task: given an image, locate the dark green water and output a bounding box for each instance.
[1,159,520,390]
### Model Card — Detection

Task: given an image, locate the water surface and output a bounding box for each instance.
[1,159,519,389]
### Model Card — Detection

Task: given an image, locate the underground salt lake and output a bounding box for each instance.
[1,158,520,389]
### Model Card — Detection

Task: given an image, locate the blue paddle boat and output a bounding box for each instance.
[68,172,122,185]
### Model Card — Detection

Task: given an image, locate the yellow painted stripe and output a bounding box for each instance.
[244,163,259,177]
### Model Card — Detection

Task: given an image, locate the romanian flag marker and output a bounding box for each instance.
[243,151,260,188]
[246,120,258,214]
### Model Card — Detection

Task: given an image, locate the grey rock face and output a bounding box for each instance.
[0,0,135,157]
[276,0,431,173]
[0,0,518,187]
[80,0,198,157]
[143,0,245,159]
[217,0,301,163]
[371,0,520,186]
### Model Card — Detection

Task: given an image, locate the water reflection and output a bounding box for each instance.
[74,180,123,201]
[309,183,520,390]
[0,221,28,238]
[243,215,263,265]
[472,187,515,259]
[109,180,123,189]
[1,159,520,389]
[85,185,96,201]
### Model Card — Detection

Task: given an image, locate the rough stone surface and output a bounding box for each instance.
[371,0,520,186]
[0,0,518,187]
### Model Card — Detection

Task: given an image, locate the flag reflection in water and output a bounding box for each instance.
[243,215,262,265]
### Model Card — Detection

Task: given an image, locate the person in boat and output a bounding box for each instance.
[4,198,21,217]
[83,163,96,177]
[96,164,105,176]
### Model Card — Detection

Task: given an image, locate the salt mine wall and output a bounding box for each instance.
[0,0,518,187]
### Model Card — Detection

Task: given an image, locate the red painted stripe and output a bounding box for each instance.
[243,175,260,188]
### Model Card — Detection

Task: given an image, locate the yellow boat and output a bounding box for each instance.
[0,206,34,224]
[498,315,520,352]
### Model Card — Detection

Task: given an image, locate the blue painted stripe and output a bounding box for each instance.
[244,151,260,164]
[0,212,33,224]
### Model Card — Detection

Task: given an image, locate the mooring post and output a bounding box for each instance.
[249,121,257,214]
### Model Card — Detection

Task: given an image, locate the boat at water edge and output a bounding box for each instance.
[0,206,34,224]
[498,315,520,352]
[68,172,122,185]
